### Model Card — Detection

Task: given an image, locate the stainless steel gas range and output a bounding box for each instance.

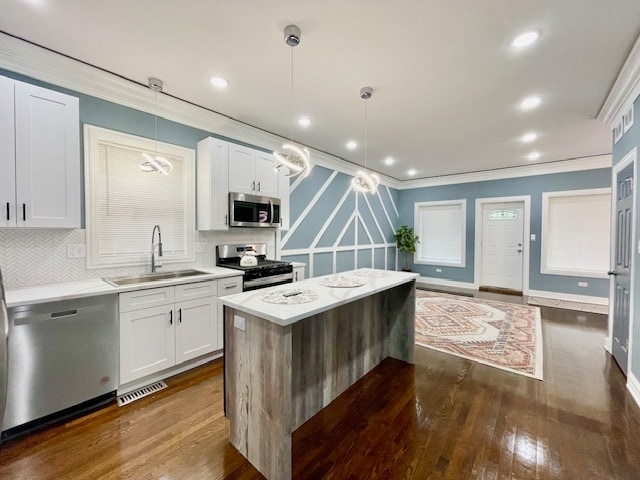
[216,243,293,291]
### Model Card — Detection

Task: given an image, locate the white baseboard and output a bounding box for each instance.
[117,350,222,395]
[627,372,640,410]
[416,276,476,290]
[527,289,609,306]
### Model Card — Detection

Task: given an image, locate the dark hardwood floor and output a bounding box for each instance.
[1,296,639,479]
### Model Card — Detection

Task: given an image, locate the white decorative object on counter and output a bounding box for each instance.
[318,276,366,288]
[260,288,318,304]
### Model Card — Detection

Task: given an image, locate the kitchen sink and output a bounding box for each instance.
[103,269,210,287]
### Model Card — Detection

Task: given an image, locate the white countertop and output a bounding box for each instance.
[220,269,419,326]
[5,267,243,308]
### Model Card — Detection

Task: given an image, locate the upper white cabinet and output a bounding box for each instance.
[228,143,279,197]
[197,137,290,230]
[0,76,80,228]
[197,137,229,230]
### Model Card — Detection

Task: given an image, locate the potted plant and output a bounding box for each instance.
[394,225,419,272]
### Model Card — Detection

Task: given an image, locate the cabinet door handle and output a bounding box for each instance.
[252,181,256,191]
[169,310,173,325]
[5,202,9,221]
[225,214,228,226]
[179,308,182,323]
[22,203,26,221]
[224,283,238,290]
[257,181,261,192]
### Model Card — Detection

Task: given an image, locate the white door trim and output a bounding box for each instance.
[607,147,637,360]
[474,196,531,293]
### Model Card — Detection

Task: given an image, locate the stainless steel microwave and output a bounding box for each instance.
[229,192,281,228]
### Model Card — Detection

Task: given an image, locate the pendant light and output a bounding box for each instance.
[140,77,173,175]
[351,87,379,194]
[273,24,311,178]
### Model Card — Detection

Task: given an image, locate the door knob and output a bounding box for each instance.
[607,271,618,276]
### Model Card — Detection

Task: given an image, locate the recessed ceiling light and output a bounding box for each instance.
[408,169,416,176]
[512,30,540,48]
[527,152,541,160]
[519,95,542,110]
[346,140,358,150]
[210,76,228,88]
[298,117,311,127]
[384,157,395,165]
[521,132,538,143]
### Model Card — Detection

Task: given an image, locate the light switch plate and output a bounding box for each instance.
[67,244,86,258]
[530,234,536,241]
[578,281,588,287]
[234,315,246,331]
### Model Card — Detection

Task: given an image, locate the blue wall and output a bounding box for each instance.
[399,168,611,297]
[612,94,640,380]
[280,164,399,276]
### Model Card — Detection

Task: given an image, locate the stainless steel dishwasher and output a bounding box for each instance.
[1,295,118,441]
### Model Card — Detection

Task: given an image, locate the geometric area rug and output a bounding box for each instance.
[416,290,544,380]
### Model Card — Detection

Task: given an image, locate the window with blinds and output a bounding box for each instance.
[414,199,466,267]
[84,125,195,268]
[541,189,611,278]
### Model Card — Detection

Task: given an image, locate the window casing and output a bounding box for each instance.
[84,125,195,269]
[414,199,466,267]
[541,188,611,278]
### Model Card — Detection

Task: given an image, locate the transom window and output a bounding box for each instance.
[489,209,517,220]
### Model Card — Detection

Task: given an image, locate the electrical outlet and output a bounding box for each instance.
[530,234,536,241]
[234,315,246,331]
[436,268,442,273]
[196,243,206,253]
[67,244,86,259]
[578,281,588,287]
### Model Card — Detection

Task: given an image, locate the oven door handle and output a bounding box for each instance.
[243,273,294,289]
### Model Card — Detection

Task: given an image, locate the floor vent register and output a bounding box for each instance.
[117,381,168,407]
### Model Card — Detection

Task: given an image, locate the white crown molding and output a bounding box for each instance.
[598,32,640,127]
[0,33,401,189]
[399,155,612,190]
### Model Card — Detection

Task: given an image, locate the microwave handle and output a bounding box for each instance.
[269,199,274,224]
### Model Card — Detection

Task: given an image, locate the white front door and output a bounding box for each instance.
[481,202,524,291]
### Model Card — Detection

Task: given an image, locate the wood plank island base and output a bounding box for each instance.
[221,270,418,480]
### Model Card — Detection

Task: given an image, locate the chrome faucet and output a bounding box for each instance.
[151,225,163,273]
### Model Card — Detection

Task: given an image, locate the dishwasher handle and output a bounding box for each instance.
[12,304,105,326]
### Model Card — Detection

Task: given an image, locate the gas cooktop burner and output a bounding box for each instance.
[216,243,293,291]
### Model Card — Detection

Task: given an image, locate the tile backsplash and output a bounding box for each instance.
[0,228,276,289]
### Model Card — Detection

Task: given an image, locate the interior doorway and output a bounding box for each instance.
[475,197,530,294]
[609,148,636,376]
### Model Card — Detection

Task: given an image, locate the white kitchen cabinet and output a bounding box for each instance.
[0,76,80,228]
[118,277,242,386]
[119,281,218,385]
[197,137,229,230]
[293,266,305,282]
[228,143,279,197]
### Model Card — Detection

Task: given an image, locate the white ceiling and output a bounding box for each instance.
[2,0,640,181]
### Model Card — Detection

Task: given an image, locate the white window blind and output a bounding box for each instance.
[85,125,195,268]
[414,200,466,267]
[541,189,611,278]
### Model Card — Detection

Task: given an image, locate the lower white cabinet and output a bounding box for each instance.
[119,278,241,386]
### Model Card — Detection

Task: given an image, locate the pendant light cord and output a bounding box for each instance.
[290,46,295,143]
[364,97,368,172]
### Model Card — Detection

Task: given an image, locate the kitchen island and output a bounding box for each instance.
[220,269,418,480]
